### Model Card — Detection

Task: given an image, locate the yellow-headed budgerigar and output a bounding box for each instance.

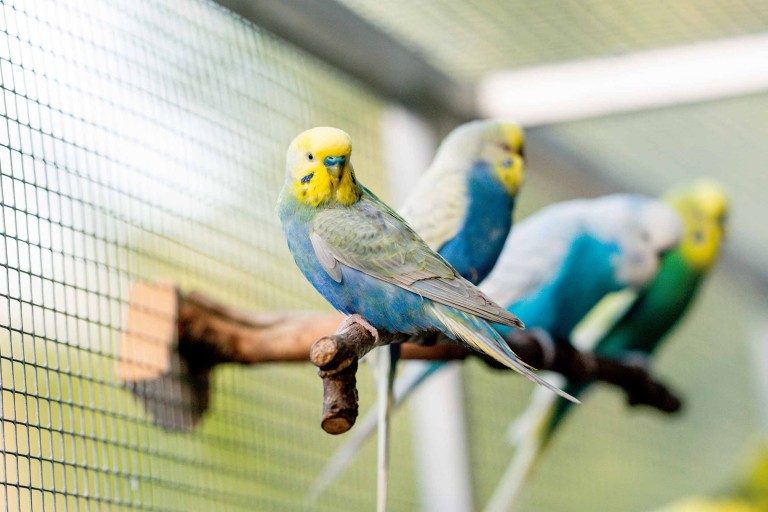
[277,126,570,509]
[312,193,683,498]
[304,120,528,501]
[401,119,526,283]
[486,181,728,512]
[277,126,554,371]
[309,119,528,499]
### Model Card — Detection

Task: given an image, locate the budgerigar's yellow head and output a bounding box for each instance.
[481,122,526,195]
[477,119,525,195]
[432,119,526,195]
[285,127,361,207]
[665,179,729,270]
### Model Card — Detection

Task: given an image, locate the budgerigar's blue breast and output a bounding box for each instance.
[498,235,622,339]
[279,198,436,334]
[438,161,514,285]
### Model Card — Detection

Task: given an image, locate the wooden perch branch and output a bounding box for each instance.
[120,282,681,433]
[496,331,682,413]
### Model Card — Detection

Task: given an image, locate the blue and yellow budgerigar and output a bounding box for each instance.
[401,119,526,284]
[309,119,527,499]
[486,181,728,512]
[277,125,566,385]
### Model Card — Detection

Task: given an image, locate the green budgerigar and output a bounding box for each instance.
[486,180,729,512]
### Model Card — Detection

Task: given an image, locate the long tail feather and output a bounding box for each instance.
[308,361,445,500]
[428,304,579,404]
[507,374,564,446]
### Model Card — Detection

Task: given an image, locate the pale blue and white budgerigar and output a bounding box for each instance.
[481,194,682,342]
[485,181,728,512]
[377,119,526,505]
[309,119,528,499]
[277,127,570,509]
[311,193,683,497]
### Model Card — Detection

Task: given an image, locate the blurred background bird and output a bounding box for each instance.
[486,180,729,512]
[312,192,683,499]
[651,437,768,512]
[401,119,526,284]
[277,126,569,510]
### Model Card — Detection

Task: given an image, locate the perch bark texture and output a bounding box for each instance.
[307,325,682,434]
[121,282,682,434]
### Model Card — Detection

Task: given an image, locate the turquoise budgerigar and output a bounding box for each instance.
[310,119,527,499]
[276,126,569,510]
[312,193,683,497]
[486,181,728,512]
[480,194,681,341]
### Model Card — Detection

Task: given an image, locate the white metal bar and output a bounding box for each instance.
[380,107,473,512]
[749,321,768,432]
[479,34,768,126]
[410,364,474,512]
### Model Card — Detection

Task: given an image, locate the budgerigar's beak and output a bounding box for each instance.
[324,155,346,177]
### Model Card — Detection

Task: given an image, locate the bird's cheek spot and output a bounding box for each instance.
[301,172,314,184]
[501,159,513,168]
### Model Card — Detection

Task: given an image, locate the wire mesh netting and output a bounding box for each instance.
[339,0,768,81]
[0,0,766,511]
[0,0,421,510]
[339,0,768,293]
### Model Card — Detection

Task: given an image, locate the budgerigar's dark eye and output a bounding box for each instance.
[307,153,314,161]
[693,230,705,243]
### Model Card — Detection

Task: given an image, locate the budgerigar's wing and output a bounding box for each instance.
[480,200,587,307]
[399,166,468,251]
[311,192,523,328]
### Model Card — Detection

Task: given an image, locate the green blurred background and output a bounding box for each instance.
[0,0,766,510]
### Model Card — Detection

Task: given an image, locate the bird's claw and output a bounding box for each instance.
[340,314,380,345]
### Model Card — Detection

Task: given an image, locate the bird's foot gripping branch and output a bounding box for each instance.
[308,314,389,435]
[120,281,682,433]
